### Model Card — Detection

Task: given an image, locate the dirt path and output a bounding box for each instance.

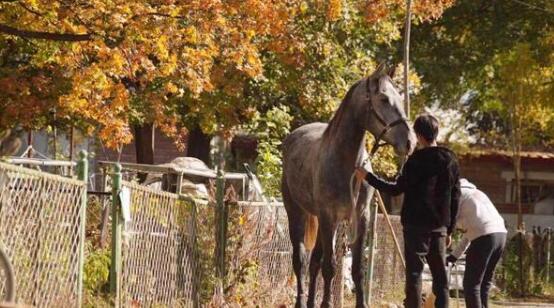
[491,302,554,308]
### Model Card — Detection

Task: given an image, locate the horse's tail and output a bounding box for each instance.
[304,214,319,250]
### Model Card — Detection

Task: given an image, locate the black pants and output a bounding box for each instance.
[463,232,506,308]
[404,230,448,308]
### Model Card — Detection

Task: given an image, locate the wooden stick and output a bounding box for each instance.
[375,190,406,269]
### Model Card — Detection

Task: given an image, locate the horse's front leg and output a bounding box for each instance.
[352,208,370,308]
[320,213,338,308]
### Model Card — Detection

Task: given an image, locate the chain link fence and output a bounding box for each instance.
[117,180,198,307]
[215,201,294,306]
[0,159,406,307]
[0,161,86,307]
[370,214,405,306]
[224,200,400,307]
[97,162,407,307]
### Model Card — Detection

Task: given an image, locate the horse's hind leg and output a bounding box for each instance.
[283,184,308,308]
[307,233,323,308]
[320,213,338,308]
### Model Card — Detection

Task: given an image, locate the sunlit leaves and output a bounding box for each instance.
[361,0,455,23]
[0,0,455,149]
[488,43,554,147]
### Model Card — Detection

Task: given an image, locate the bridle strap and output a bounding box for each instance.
[366,77,409,158]
[369,118,408,157]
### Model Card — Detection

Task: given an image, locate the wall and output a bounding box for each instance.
[95,129,186,165]
[458,153,554,214]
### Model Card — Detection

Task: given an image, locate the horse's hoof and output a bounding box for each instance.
[355,303,368,308]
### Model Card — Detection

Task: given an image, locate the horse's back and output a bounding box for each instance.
[283,122,328,163]
[282,122,327,213]
[283,122,326,154]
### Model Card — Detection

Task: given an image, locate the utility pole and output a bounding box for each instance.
[403,0,413,119]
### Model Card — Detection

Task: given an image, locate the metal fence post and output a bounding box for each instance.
[215,162,227,286]
[546,228,551,284]
[365,197,379,306]
[190,198,200,308]
[77,150,88,308]
[110,164,123,305]
[212,133,228,298]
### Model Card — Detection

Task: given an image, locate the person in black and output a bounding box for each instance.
[356,114,461,308]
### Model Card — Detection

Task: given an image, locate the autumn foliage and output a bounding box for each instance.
[0,0,455,149]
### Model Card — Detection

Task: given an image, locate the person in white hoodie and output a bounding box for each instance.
[446,178,507,308]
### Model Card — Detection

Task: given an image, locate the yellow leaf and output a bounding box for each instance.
[165,82,178,94]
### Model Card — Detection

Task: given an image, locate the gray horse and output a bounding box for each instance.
[281,64,416,308]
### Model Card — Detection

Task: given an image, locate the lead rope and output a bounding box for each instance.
[349,157,406,269]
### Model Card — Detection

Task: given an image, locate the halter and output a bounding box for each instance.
[365,77,410,158]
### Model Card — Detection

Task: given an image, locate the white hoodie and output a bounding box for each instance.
[451,178,507,258]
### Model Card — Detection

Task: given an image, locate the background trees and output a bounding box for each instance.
[409,0,554,148]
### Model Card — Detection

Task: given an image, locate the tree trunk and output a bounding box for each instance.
[187,125,211,166]
[514,150,522,228]
[511,89,524,230]
[134,124,155,164]
[52,127,57,159]
[510,87,525,295]
[133,123,155,182]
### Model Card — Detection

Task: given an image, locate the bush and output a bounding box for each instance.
[246,106,293,199]
[82,197,113,307]
[83,245,110,294]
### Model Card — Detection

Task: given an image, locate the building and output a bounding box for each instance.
[458,148,554,232]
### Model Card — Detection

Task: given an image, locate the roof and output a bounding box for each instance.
[460,148,554,160]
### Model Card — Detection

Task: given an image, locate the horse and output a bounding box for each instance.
[281,63,416,308]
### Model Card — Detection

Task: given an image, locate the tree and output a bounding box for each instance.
[489,43,554,225]
[409,0,554,110]
[233,0,452,198]
[0,0,297,148]
[0,0,456,160]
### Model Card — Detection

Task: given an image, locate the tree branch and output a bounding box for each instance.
[131,12,187,21]
[18,2,44,17]
[0,23,92,41]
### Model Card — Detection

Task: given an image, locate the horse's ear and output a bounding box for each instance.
[374,62,387,76]
[388,65,396,78]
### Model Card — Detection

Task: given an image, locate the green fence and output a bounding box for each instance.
[0,153,88,307]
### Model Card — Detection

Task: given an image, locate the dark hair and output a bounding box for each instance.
[413,114,439,142]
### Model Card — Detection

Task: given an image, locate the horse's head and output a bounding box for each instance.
[359,63,416,157]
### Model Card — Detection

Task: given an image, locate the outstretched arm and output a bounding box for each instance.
[364,171,407,196]
[355,160,413,196]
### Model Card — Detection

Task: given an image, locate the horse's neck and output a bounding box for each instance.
[323,107,367,169]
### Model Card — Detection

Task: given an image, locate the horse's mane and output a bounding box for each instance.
[322,79,362,140]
